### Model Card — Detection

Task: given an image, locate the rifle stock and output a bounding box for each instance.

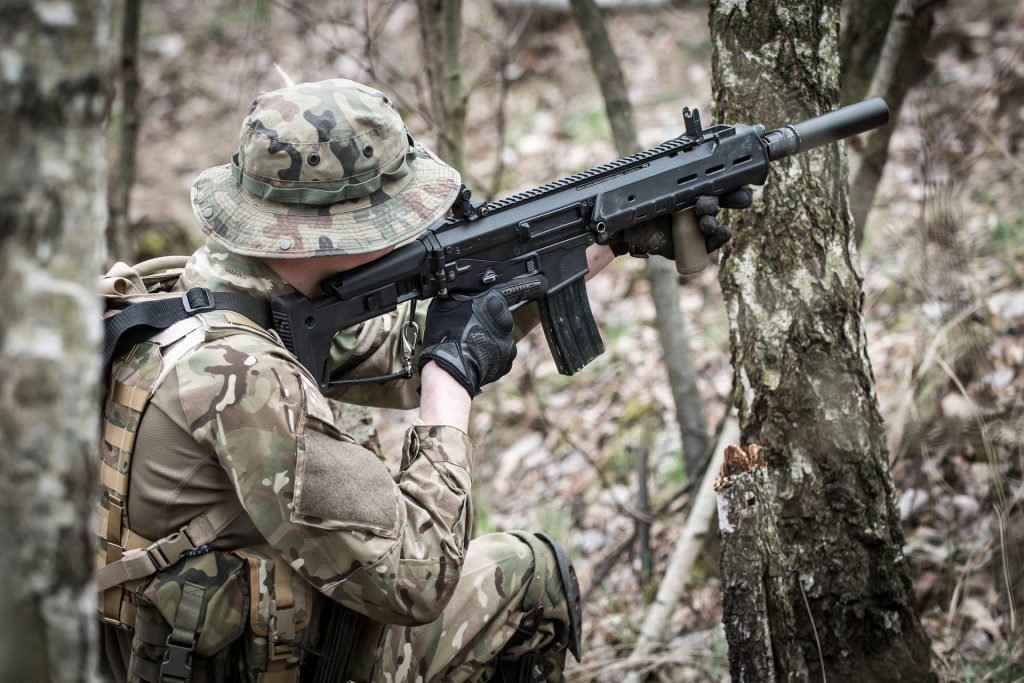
[271,98,890,389]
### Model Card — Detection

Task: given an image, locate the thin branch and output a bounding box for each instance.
[621,413,740,683]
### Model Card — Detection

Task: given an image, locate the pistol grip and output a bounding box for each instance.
[672,208,709,276]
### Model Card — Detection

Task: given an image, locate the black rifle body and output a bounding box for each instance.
[272,98,890,389]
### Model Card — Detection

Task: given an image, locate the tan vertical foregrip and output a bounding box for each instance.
[671,208,708,276]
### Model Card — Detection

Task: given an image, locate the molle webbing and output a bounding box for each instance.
[96,318,244,627]
[97,342,164,628]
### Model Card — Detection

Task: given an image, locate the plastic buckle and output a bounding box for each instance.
[160,637,194,683]
[267,600,297,661]
[182,288,215,314]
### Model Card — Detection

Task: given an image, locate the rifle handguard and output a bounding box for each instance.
[671,209,708,276]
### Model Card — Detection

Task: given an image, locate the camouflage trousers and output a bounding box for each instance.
[366,531,575,683]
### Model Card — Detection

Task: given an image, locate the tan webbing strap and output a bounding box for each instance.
[272,555,295,615]
[104,496,124,544]
[103,421,138,456]
[121,528,155,552]
[111,380,149,412]
[128,654,162,683]
[100,460,129,497]
[102,582,124,621]
[257,668,299,683]
[161,582,206,683]
[94,498,245,593]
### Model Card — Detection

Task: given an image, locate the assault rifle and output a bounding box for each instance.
[272,98,890,390]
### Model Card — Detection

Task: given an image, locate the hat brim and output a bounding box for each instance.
[191,144,461,257]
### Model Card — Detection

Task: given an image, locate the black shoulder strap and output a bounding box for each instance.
[103,287,271,373]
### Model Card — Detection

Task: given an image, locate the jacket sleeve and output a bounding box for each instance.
[176,335,474,626]
[325,300,541,409]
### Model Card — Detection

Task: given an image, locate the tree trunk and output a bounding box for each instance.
[108,0,143,263]
[709,1,936,680]
[840,0,899,107]
[569,0,708,475]
[715,444,799,682]
[845,0,938,244]
[0,1,110,681]
[417,0,467,173]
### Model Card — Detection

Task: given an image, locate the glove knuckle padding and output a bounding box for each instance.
[421,290,517,396]
[477,290,514,335]
[721,187,753,209]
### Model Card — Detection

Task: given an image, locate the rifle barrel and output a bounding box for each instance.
[764,97,889,161]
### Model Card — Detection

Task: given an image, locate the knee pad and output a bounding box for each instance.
[532,533,583,662]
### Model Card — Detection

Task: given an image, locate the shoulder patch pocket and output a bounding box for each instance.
[291,375,400,537]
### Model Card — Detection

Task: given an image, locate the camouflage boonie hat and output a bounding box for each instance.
[191,78,461,257]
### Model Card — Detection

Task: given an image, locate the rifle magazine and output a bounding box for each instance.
[538,278,604,375]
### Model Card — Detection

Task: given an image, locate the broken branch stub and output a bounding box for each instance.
[716,443,801,682]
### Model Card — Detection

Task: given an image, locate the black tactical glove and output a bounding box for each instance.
[419,289,517,397]
[609,187,753,257]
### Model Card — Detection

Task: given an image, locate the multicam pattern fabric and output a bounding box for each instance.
[101,242,577,682]
[138,551,249,656]
[191,78,461,257]
[371,531,575,683]
[170,324,471,628]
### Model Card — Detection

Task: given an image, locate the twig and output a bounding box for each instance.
[799,580,827,683]
[621,413,739,683]
[636,446,652,584]
[589,414,730,589]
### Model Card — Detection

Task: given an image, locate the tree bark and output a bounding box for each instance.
[417,0,467,173]
[569,0,708,474]
[108,0,142,263]
[0,1,110,681]
[715,444,799,683]
[709,1,936,680]
[840,0,899,107]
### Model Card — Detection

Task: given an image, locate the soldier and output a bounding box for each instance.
[95,78,746,682]
[96,78,597,683]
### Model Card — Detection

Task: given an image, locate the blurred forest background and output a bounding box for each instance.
[103,0,1023,680]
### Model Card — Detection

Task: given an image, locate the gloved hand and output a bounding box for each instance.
[608,187,753,257]
[419,289,517,397]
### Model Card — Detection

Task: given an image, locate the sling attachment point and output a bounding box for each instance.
[327,299,419,388]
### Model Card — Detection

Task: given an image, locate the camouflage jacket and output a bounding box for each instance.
[134,241,475,626]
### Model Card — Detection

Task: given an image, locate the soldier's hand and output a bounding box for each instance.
[608,187,753,257]
[419,289,517,397]
[693,187,752,252]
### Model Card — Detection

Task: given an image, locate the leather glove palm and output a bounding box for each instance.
[419,289,517,397]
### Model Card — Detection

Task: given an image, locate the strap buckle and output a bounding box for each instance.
[182,288,215,314]
[160,636,194,683]
[268,601,298,662]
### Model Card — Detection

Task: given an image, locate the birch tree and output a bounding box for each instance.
[709,1,936,679]
[0,0,109,680]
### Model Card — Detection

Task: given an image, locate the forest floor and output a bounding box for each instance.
[123,1,1024,680]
